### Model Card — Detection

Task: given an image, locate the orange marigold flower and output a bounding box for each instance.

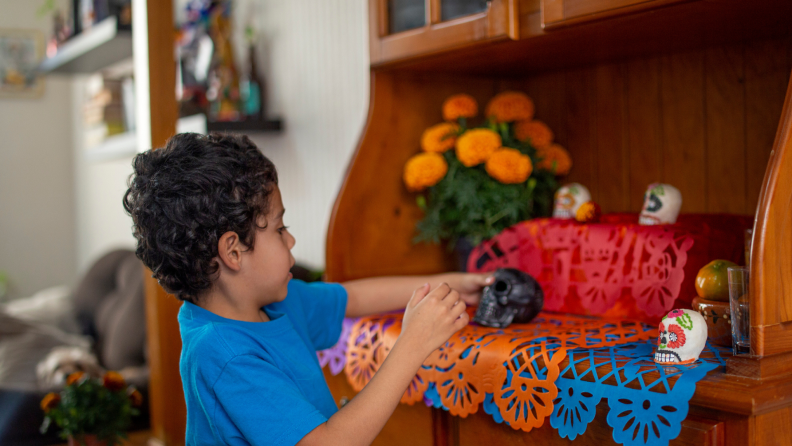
[485,91,535,123]
[129,389,144,407]
[421,123,459,153]
[514,120,553,148]
[103,371,126,392]
[455,128,502,167]
[536,144,572,175]
[442,94,478,121]
[403,152,448,192]
[575,201,601,223]
[40,393,60,412]
[66,371,85,386]
[486,148,533,184]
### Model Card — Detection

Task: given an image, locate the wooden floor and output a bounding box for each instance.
[56,430,153,446]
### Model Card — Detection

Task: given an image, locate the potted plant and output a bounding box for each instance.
[40,371,143,446]
[402,91,571,267]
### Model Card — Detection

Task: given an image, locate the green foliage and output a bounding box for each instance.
[414,120,558,248]
[41,378,139,446]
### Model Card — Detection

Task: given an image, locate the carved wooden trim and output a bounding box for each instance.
[751,69,792,356]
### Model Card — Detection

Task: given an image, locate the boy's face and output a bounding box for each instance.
[241,186,296,304]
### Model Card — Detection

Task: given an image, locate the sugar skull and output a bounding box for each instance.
[553,183,591,219]
[654,309,707,365]
[639,183,682,225]
[473,268,544,328]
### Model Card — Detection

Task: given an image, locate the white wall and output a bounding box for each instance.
[72,75,137,273]
[232,0,370,270]
[0,0,76,298]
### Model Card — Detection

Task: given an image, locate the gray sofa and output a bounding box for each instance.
[0,249,148,445]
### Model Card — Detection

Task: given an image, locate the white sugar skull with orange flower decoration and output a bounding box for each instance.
[553,183,591,219]
[654,309,707,365]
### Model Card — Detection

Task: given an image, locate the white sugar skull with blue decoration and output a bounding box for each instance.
[654,309,707,365]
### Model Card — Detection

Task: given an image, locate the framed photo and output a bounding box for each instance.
[0,29,45,99]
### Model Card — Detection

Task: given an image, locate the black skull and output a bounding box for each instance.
[473,268,544,328]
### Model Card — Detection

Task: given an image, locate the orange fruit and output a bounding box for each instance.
[695,259,738,302]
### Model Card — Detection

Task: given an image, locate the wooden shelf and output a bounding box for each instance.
[206,118,283,133]
[39,16,132,74]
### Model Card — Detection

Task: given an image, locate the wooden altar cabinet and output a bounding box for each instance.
[324,1,792,445]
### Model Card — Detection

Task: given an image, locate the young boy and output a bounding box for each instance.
[124,133,493,446]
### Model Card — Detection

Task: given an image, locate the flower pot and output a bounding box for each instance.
[68,435,108,446]
[692,296,732,347]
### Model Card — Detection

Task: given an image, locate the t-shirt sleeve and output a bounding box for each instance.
[213,354,327,446]
[291,281,348,351]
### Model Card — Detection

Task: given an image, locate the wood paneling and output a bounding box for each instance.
[660,50,707,213]
[625,56,663,210]
[562,67,596,190]
[705,45,746,214]
[745,39,792,216]
[519,38,792,217]
[754,407,792,446]
[593,63,629,212]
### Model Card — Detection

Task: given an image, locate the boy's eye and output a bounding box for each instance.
[278,226,289,234]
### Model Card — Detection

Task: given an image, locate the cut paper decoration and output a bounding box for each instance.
[319,313,729,446]
[467,214,750,324]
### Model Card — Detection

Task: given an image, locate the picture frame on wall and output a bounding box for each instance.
[0,29,45,99]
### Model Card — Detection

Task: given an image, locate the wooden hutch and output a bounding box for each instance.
[139,0,792,445]
[323,0,792,445]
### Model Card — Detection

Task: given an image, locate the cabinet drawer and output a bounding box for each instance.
[541,0,696,30]
[324,369,435,446]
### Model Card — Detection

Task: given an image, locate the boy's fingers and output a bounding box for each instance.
[484,274,495,285]
[441,289,460,307]
[428,283,451,300]
[450,300,466,318]
[409,283,431,307]
[454,311,470,328]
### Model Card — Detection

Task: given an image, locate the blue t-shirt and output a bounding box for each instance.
[178,280,348,446]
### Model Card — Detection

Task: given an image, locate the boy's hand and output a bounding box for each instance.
[446,272,495,306]
[399,283,468,359]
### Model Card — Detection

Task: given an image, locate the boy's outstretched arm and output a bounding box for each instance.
[343,272,494,317]
[298,283,467,446]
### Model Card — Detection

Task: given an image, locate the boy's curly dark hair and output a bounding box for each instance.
[123,133,278,302]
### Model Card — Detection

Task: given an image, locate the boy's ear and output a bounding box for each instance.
[217,231,244,271]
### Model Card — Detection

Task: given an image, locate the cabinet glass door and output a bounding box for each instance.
[440,0,489,21]
[389,0,426,34]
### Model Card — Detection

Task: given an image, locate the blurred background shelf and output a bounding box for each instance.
[83,131,137,162]
[39,16,132,74]
[206,118,283,133]
[84,115,208,163]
